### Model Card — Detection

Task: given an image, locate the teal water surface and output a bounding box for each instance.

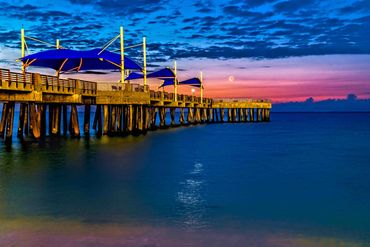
[0,112,370,244]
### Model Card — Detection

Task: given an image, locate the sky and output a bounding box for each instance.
[0,0,369,102]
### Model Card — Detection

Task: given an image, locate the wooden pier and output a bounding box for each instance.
[0,68,272,143]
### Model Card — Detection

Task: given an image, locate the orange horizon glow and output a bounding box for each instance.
[15,54,370,103]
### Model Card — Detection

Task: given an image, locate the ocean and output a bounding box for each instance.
[0,112,370,246]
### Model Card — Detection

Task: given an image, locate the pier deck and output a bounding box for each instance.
[0,68,272,142]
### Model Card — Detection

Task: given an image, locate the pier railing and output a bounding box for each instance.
[212,98,271,103]
[96,82,149,93]
[40,75,76,94]
[0,69,33,91]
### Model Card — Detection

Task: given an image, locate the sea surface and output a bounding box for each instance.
[0,112,370,246]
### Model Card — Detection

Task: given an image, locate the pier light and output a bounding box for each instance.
[191,88,195,94]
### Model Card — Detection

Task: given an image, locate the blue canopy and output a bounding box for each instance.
[159,77,202,88]
[125,67,175,81]
[21,48,142,72]
[159,78,176,88]
[125,72,143,80]
[179,77,202,88]
[148,67,175,78]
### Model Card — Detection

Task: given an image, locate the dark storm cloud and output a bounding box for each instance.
[169,43,367,60]
[273,0,317,13]
[68,0,165,15]
[339,0,370,14]
[222,5,273,19]
[0,3,72,22]
[0,31,19,47]
[192,0,213,13]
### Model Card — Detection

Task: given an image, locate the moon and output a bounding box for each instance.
[228,75,235,82]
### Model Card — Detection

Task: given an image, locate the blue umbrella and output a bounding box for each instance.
[125,67,175,81]
[159,77,203,88]
[21,48,142,74]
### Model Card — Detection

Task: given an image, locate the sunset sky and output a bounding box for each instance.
[0,0,369,102]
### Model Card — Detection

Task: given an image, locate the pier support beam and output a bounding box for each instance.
[179,108,185,125]
[110,105,117,134]
[29,103,40,139]
[5,102,15,143]
[84,104,91,136]
[0,103,8,138]
[150,107,157,129]
[144,106,150,131]
[17,103,26,138]
[159,107,166,128]
[213,109,218,122]
[103,105,109,135]
[170,108,176,126]
[187,107,193,124]
[127,105,133,132]
[40,105,46,137]
[227,108,232,122]
[93,105,103,136]
[69,105,80,138]
[62,105,68,136]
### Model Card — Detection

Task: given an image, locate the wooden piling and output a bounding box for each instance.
[170,108,176,126]
[62,105,68,136]
[93,105,103,136]
[70,105,80,137]
[0,103,8,138]
[180,108,185,125]
[48,104,54,136]
[150,107,157,129]
[117,106,122,132]
[103,105,109,135]
[159,107,166,128]
[40,104,46,137]
[17,103,25,138]
[110,105,116,133]
[24,103,29,135]
[84,104,91,136]
[4,102,15,142]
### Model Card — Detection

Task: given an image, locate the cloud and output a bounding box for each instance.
[273,0,317,13]
[0,0,369,63]
[339,0,370,14]
[68,0,165,16]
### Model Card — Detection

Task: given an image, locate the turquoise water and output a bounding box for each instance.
[1,112,370,245]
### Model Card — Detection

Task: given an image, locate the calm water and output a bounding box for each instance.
[1,112,370,246]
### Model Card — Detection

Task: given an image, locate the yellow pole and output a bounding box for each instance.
[143,36,147,86]
[200,71,203,104]
[21,26,25,73]
[56,39,60,49]
[120,26,125,84]
[174,60,177,102]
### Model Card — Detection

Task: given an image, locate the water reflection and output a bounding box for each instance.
[176,162,207,230]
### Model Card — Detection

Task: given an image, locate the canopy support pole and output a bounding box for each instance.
[56,58,68,78]
[174,61,177,102]
[200,71,203,104]
[143,37,147,86]
[56,39,60,49]
[21,27,25,73]
[120,26,125,85]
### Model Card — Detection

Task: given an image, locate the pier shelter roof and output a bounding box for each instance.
[125,67,175,81]
[159,77,202,88]
[21,48,142,73]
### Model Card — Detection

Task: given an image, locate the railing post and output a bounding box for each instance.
[33,73,42,92]
[75,79,81,94]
